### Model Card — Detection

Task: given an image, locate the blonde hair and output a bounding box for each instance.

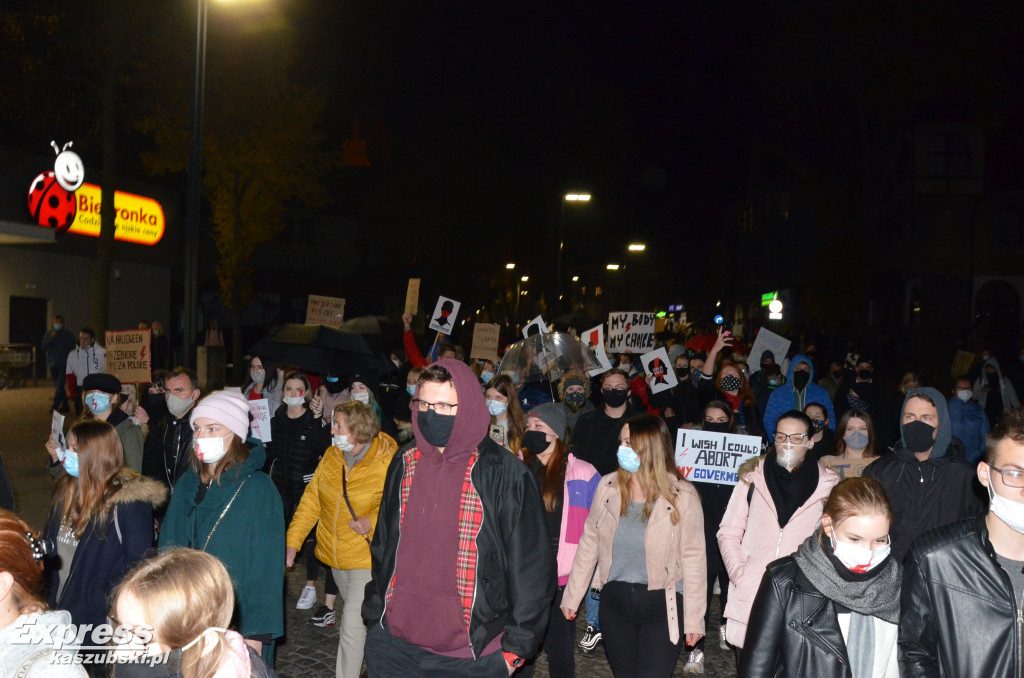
[617,414,685,525]
[821,477,892,544]
[334,400,380,444]
[53,420,125,537]
[113,549,237,678]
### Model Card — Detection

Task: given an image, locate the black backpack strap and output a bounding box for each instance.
[747,481,755,505]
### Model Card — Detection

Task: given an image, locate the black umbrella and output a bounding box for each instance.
[552,313,600,335]
[248,324,389,376]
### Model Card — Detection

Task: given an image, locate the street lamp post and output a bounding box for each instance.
[557,193,590,316]
[183,0,208,368]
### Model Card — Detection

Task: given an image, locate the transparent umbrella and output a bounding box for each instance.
[498,332,603,384]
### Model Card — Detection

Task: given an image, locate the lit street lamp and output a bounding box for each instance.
[557,192,591,315]
[606,264,620,270]
[505,262,515,269]
[628,243,646,252]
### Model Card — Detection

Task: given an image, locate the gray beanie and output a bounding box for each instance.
[528,402,567,440]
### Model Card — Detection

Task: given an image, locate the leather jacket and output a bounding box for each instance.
[900,515,1020,678]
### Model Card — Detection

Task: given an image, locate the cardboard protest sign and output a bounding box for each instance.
[249,399,272,442]
[105,330,152,383]
[748,328,791,374]
[641,347,677,394]
[306,295,346,328]
[606,312,655,353]
[51,410,66,448]
[429,296,461,334]
[522,315,548,339]
[582,324,613,377]
[675,429,762,485]
[405,278,421,316]
[951,350,975,377]
[471,323,500,360]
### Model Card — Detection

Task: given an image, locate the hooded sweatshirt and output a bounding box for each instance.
[763,354,837,438]
[862,387,985,560]
[973,356,1021,413]
[386,359,496,657]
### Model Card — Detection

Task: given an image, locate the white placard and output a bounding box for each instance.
[749,328,791,374]
[428,296,461,334]
[249,399,272,442]
[51,410,66,449]
[675,429,762,485]
[606,312,655,353]
[582,324,613,377]
[640,347,677,394]
[522,315,548,339]
[471,323,500,360]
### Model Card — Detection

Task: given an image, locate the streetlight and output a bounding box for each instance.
[571,276,579,282]
[628,243,646,252]
[558,192,591,315]
[565,193,591,202]
[505,262,515,270]
[606,264,621,270]
[521,275,529,282]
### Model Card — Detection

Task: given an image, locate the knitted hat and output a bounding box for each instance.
[81,373,121,394]
[528,402,567,440]
[190,391,251,440]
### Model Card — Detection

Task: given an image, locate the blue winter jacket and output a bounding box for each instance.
[947,396,990,463]
[762,354,837,438]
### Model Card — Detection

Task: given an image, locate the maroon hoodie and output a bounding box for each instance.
[386,359,497,657]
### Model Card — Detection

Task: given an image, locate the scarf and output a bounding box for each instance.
[763,451,819,527]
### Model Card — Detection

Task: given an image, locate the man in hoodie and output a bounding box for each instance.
[948,376,989,464]
[762,355,836,439]
[863,387,985,561]
[973,356,1021,427]
[362,359,555,676]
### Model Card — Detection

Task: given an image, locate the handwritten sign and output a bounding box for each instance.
[104,330,152,384]
[249,399,272,442]
[429,296,461,334]
[675,429,762,485]
[471,323,500,360]
[306,295,346,328]
[749,328,791,374]
[51,410,66,448]
[582,324,613,377]
[405,278,421,316]
[522,315,548,339]
[641,347,677,394]
[951,350,975,378]
[606,312,655,353]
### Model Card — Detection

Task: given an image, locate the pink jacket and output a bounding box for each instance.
[715,458,839,648]
[563,473,707,644]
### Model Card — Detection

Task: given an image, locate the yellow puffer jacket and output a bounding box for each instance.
[285,432,398,570]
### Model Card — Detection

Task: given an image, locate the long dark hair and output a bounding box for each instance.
[244,354,278,393]
[521,438,569,513]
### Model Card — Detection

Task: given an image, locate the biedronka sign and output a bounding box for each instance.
[67,184,165,245]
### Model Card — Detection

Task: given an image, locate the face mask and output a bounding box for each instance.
[325,378,344,395]
[487,400,507,417]
[480,371,494,385]
[283,395,306,407]
[675,367,689,379]
[956,389,972,402]
[617,446,641,473]
[602,388,629,408]
[523,430,553,456]
[352,392,370,404]
[85,392,112,415]
[857,369,872,381]
[988,469,1024,534]
[776,445,805,471]
[831,370,842,380]
[53,323,62,330]
[333,434,355,452]
[767,377,781,387]
[180,627,229,653]
[811,419,826,434]
[406,384,417,397]
[704,421,730,433]
[166,393,194,418]
[844,430,869,450]
[792,371,810,390]
[829,533,891,573]
[565,392,587,412]
[250,369,265,384]
[719,376,742,392]
[194,434,231,464]
[903,420,936,453]
[417,410,456,447]
[62,449,79,478]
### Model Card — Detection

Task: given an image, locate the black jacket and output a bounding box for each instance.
[742,558,867,678]
[266,406,330,511]
[362,435,556,661]
[862,440,985,561]
[900,516,1019,678]
[571,404,639,475]
[141,409,196,491]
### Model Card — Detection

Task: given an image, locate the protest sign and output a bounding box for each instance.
[51,410,66,448]
[522,315,548,339]
[249,399,272,442]
[641,347,677,394]
[951,350,975,377]
[748,327,791,374]
[405,278,421,315]
[105,330,152,383]
[606,312,655,353]
[306,295,346,328]
[429,296,461,334]
[675,429,762,485]
[471,323,500,360]
[582,324,613,377]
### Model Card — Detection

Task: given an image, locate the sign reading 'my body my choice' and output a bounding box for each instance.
[606,312,655,353]
[675,429,761,485]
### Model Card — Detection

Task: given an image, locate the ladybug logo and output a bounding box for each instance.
[27,141,84,233]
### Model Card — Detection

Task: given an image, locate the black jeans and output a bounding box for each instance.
[304,526,338,596]
[517,585,574,678]
[694,569,728,653]
[51,367,69,411]
[364,619,508,677]
[599,581,684,678]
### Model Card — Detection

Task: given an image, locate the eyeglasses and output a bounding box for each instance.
[602,387,628,393]
[774,432,809,445]
[990,465,1024,488]
[411,399,459,415]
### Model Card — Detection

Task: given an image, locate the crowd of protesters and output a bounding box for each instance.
[3,312,1022,678]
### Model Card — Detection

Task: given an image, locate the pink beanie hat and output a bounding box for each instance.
[190,391,251,440]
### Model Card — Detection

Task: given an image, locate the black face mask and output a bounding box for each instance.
[417,410,456,447]
[675,367,690,379]
[903,420,936,453]
[565,392,587,412]
[987,371,1001,390]
[811,419,827,434]
[324,379,345,394]
[857,369,872,381]
[522,430,553,456]
[792,371,810,391]
[602,388,629,408]
[704,421,730,433]
[831,370,842,380]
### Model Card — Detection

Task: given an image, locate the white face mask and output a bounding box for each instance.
[776,445,806,471]
[956,389,972,402]
[988,469,1024,534]
[829,533,891,573]
[487,400,507,417]
[195,433,232,464]
[283,395,306,407]
[352,392,370,404]
[333,434,355,452]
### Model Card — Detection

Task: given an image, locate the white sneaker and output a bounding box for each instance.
[296,585,317,610]
[682,649,704,674]
[720,624,729,650]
